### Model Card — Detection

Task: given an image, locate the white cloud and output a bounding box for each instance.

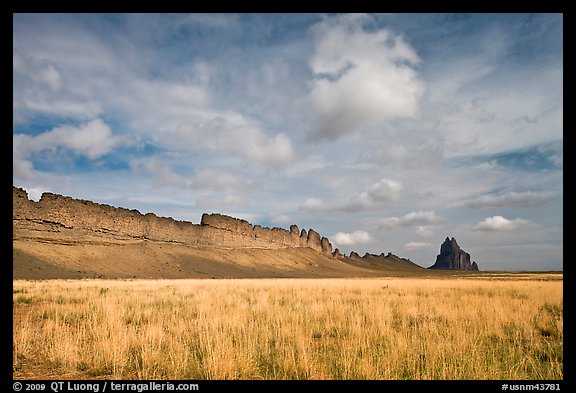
[130,157,189,189]
[361,179,403,202]
[401,211,442,226]
[308,13,425,139]
[13,118,120,176]
[268,213,292,225]
[474,216,530,231]
[366,143,443,168]
[13,53,62,91]
[167,119,296,168]
[466,191,556,208]
[377,217,401,228]
[300,197,329,212]
[20,100,102,120]
[374,210,443,237]
[299,179,404,212]
[331,230,373,246]
[13,17,220,130]
[377,210,442,228]
[299,178,403,212]
[13,158,36,181]
[404,241,433,250]
[339,178,404,211]
[191,169,253,191]
[415,225,435,237]
[116,78,211,132]
[196,194,247,209]
[131,159,254,192]
[12,26,116,124]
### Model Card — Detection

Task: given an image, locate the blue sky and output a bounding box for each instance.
[13,13,563,270]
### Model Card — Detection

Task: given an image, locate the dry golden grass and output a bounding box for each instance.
[13,276,562,380]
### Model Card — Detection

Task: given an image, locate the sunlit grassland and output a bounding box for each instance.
[13,276,562,380]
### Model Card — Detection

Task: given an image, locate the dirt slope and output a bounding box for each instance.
[13,239,415,279]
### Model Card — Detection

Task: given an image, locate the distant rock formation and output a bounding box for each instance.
[338,250,424,271]
[321,237,333,255]
[365,252,414,264]
[290,225,299,236]
[306,229,322,252]
[428,237,479,270]
[12,187,335,256]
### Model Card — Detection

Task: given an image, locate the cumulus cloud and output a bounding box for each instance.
[415,225,435,237]
[13,118,122,181]
[474,215,530,231]
[404,242,433,250]
[375,210,443,237]
[131,159,253,191]
[360,179,403,203]
[308,13,425,139]
[166,118,296,168]
[14,118,118,160]
[299,178,403,212]
[402,211,443,226]
[339,178,404,211]
[466,191,556,208]
[378,210,442,228]
[299,197,329,212]
[331,230,373,246]
[130,157,189,189]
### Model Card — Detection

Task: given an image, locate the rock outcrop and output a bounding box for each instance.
[321,237,333,255]
[428,237,479,270]
[340,251,424,271]
[13,187,335,256]
[290,225,299,236]
[306,229,322,252]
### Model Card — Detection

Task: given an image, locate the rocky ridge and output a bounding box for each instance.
[13,186,432,279]
[13,187,334,255]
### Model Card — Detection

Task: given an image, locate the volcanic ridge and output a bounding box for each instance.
[13,187,475,279]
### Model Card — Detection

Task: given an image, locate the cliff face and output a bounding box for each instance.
[428,237,479,271]
[12,187,333,256]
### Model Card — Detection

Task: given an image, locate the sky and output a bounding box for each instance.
[13,13,563,271]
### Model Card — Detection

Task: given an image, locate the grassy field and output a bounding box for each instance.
[13,275,562,380]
